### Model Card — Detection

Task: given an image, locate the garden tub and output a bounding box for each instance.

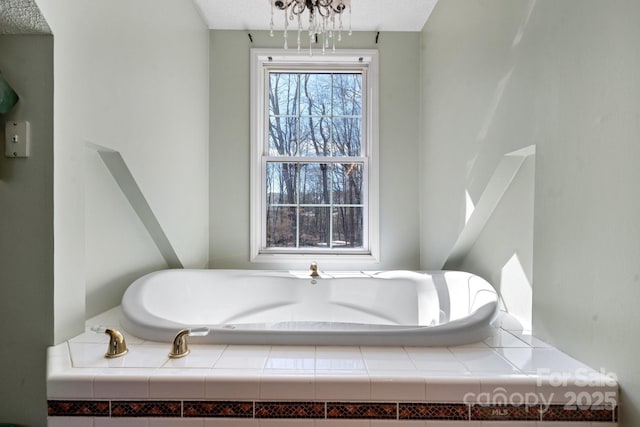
[120,269,498,346]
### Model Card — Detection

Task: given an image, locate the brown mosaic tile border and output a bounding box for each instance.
[184,400,253,418]
[48,400,109,417]
[111,401,181,417]
[399,403,468,420]
[256,401,325,418]
[471,404,539,421]
[327,402,396,419]
[542,404,617,422]
[47,400,618,422]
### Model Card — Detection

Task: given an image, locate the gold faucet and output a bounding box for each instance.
[310,262,320,278]
[169,327,210,358]
[91,326,128,358]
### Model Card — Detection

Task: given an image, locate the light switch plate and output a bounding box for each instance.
[5,121,30,158]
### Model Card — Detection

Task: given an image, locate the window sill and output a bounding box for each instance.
[251,251,380,265]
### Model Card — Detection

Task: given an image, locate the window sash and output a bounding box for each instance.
[262,157,368,252]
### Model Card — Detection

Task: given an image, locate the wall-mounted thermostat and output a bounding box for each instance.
[4,121,30,158]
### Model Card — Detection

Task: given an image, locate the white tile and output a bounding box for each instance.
[504,331,552,348]
[315,421,369,427]
[69,342,112,368]
[483,329,531,348]
[47,372,94,399]
[93,372,150,398]
[360,346,416,371]
[480,422,535,427]
[205,420,258,427]
[260,373,315,399]
[451,340,491,348]
[449,348,518,374]
[266,345,316,370]
[478,374,538,399]
[205,369,262,399]
[372,421,427,427]
[425,421,479,427]
[536,378,619,405]
[149,368,208,399]
[316,346,366,371]
[150,419,204,427]
[214,345,270,369]
[425,375,481,403]
[95,418,149,427]
[47,417,94,427]
[259,420,315,427]
[536,423,595,427]
[496,347,591,375]
[404,348,469,373]
[315,373,370,400]
[163,344,226,369]
[47,342,72,360]
[369,375,426,401]
[69,342,168,368]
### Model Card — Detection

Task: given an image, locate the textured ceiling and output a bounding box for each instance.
[193,0,439,32]
[0,0,437,36]
[0,0,51,34]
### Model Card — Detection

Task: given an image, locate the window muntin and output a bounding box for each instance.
[251,50,378,261]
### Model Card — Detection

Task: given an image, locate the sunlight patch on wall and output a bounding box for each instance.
[465,189,475,224]
[512,0,537,48]
[476,66,514,143]
[500,253,532,333]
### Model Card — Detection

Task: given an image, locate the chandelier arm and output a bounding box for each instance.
[273,0,295,10]
[316,6,332,18]
[291,1,307,15]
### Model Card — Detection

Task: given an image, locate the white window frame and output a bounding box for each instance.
[250,48,379,263]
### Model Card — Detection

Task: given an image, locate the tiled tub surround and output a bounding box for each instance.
[47,308,618,426]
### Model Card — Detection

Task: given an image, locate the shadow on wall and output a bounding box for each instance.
[445,148,535,332]
[84,142,184,317]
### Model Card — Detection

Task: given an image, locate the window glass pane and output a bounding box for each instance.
[332,163,363,205]
[332,73,362,116]
[299,73,332,116]
[298,117,331,157]
[266,162,297,205]
[266,206,297,247]
[332,207,363,248]
[333,118,361,156]
[269,73,299,117]
[269,117,298,156]
[300,163,330,205]
[299,207,330,248]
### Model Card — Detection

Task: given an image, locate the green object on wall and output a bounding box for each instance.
[0,73,19,113]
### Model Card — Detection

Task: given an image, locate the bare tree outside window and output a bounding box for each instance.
[266,72,364,249]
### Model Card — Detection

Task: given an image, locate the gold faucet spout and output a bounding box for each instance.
[104,328,128,358]
[169,327,210,358]
[310,262,320,278]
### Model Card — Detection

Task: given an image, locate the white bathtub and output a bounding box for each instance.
[120,269,499,346]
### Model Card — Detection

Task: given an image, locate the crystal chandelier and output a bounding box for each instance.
[269,0,352,53]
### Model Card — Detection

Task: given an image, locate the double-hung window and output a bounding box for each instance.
[250,49,379,262]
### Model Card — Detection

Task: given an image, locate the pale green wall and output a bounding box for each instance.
[421,1,640,425]
[0,34,54,427]
[210,30,421,270]
[531,2,640,425]
[35,0,210,340]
